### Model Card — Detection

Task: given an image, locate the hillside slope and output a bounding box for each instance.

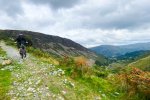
[0,42,102,99]
[128,54,150,71]
[0,29,107,65]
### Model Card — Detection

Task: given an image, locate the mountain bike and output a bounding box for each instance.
[19,44,26,59]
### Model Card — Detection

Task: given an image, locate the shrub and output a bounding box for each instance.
[94,66,109,78]
[72,56,93,78]
[127,67,150,99]
[109,67,150,100]
[59,56,75,76]
[59,55,74,67]
[59,56,93,78]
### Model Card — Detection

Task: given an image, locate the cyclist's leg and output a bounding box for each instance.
[20,43,27,58]
[21,54,24,59]
[19,48,23,59]
[24,50,26,58]
[20,52,23,59]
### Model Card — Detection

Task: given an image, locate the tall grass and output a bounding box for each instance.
[26,47,59,65]
[0,70,11,100]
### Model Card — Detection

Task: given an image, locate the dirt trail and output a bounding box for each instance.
[0,42,21,60]
[0,42,68,100]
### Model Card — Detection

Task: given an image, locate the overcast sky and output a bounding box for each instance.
[0,0,150,47]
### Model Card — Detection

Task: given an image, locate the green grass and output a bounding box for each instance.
[0,47,11,100]
[48,84,60,94]
[76,76,118,100]
[58,61,121,99]
[0,70,11,100]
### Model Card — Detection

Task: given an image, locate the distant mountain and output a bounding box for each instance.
[0,29,108,65]
[90,43,150,57]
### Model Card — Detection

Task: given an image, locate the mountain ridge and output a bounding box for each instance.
[90,42,150,57]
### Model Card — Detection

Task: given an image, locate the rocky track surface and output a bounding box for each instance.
[0,42,76,100]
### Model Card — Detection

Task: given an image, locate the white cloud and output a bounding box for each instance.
[0,0,150,47]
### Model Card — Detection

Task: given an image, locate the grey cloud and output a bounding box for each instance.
[28,0,80,9]
[70,0,150,30]
[0,0,23,17]
[0,0,150,47]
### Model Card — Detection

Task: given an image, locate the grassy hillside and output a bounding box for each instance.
[128,55,150,71]
[108,50,150,72]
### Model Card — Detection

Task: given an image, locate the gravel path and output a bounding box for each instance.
[0,42,20,60]
[0,42,68,100]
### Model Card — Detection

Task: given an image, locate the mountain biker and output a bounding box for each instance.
[15,34,28,59]
[15,34,27,48]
